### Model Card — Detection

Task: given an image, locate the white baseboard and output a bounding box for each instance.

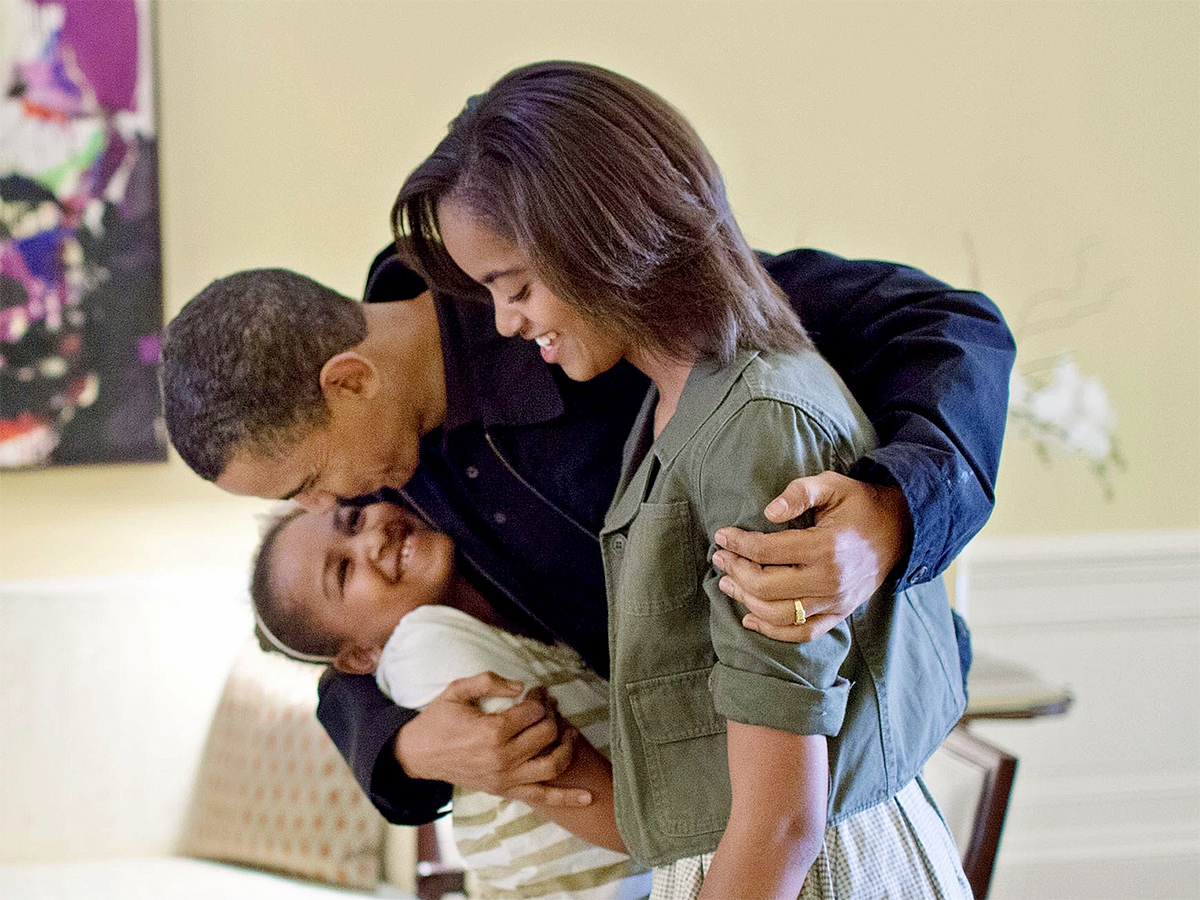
[962,530,1200,900]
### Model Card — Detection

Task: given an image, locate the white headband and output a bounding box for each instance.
[254,605,336,666]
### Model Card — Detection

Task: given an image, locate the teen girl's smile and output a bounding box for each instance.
[436,198,626,382]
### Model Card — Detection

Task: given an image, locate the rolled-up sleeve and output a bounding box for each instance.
[697,397,860,735]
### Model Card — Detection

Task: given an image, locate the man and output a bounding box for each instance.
[161,243,1014,824]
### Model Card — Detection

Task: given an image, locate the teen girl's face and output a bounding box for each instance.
[271,502,456,663]
[437,199,626,382]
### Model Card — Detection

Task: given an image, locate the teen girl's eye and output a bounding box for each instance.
[507,284,530,304]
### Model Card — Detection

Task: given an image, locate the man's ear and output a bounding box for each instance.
[319,351,380,403]
[332,644,381,676]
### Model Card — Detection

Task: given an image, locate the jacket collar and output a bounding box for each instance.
[604,350,760,533]
[651,350,760,470]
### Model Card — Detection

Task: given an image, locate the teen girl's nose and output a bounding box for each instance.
[492,299,523,338]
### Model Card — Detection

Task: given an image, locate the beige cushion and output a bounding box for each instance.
[181,643,385,890]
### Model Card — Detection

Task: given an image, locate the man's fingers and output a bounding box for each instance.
[741,611,841,643]
[715,525,818,567]
[496,706,564,765]
[506,784,593,808]
[439,670,524,705]
[508,723,577,784]
[713,548,823,607]
[761,471,845,524]
[711,550,765,591]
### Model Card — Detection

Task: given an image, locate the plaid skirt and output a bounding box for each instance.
[649,778,972,900]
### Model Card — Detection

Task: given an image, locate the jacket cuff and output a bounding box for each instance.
[851,443,953,588]
[369,750,453,826]
[710,664,850,736]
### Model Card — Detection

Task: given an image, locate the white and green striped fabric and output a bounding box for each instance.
[377,604,651,900]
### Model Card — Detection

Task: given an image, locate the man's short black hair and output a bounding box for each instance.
[160,269,367,480]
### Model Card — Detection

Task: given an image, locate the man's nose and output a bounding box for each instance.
[295,487,338,513]
[493,301,523,338]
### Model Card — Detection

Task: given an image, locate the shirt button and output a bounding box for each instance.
[465,466,479,479]
[492,511,507,525]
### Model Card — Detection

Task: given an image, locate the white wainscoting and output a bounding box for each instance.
[963,530,1200,900]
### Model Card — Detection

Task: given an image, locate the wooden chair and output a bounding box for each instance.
[923,725,1019,899]
[414,818,466,900]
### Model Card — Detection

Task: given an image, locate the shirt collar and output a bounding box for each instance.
[363,248,566,433]
[433,292,565,431]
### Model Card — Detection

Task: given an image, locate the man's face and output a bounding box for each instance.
[216,404,422,511]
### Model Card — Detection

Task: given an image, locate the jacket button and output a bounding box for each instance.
[465,466,479,479]
[611,534,627,554]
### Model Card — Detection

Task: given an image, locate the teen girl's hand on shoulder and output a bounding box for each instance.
[712,471,912,641]
[393,672,590,808]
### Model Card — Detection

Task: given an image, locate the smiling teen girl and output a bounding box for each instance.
[393,61,972,900]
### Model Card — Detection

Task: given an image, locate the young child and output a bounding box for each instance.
[251,499,651,900]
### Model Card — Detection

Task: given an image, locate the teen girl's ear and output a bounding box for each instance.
[332,644,382,676]
[319,351,381,404]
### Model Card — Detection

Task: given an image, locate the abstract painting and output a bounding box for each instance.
[0,0,165,468]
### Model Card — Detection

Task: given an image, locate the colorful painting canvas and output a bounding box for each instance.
[0,0,166,468]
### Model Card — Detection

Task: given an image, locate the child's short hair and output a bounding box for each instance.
[250,504,338,665]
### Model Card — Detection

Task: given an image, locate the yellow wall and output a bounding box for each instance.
[2,0,1197,580]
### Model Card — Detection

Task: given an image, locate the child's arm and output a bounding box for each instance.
[379,608,628,853]
[524,719,627,853]
[698,722,828,900]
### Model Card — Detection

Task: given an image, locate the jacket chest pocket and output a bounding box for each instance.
[614,500,699,617]
[628,669,730,838]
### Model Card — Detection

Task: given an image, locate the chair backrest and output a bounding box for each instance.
[414,818,466,900]
[923,725,1018,899]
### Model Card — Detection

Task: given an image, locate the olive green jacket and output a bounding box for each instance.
[601,348,965,867]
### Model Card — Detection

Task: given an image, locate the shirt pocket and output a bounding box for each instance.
[617,500,698,617]
[627,668,730,838]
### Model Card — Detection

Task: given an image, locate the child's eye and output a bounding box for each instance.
[507,285,530,304]
[336,505,363,535]
[337,558,353,593]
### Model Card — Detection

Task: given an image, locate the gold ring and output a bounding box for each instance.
[794,600,807,626]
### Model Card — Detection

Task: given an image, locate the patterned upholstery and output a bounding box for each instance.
[181,642,386,890]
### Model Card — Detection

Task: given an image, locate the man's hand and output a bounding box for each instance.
[393,672,591,807]
[712,471,912,641]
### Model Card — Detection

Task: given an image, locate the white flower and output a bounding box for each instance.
[1008,352,1123,496]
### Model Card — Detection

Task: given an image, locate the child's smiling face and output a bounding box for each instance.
[269,501,456,672]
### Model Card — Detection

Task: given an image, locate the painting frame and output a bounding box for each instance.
[0,0,166,470]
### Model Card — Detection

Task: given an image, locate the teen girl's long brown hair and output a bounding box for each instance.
[393,60,810,366]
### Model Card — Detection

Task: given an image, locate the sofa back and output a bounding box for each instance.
[0,571,250,862]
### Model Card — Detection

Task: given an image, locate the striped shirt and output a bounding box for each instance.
[377,605,651,900]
